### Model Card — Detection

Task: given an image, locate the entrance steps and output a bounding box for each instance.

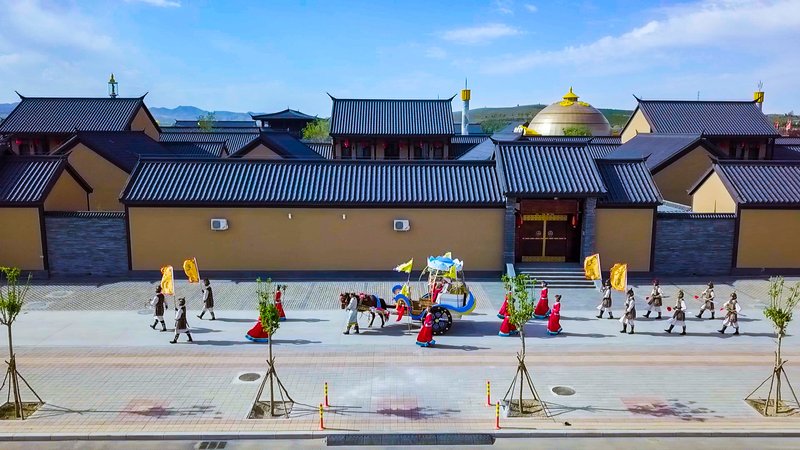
[515,263,596,289]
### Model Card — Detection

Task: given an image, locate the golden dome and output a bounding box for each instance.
[527,88,611,136]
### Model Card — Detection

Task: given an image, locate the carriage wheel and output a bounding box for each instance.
[430,305,452,335]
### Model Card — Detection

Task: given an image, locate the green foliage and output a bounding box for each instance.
[301,118,330,142]
[197,112,216,132]
[0,267,31,326]
[562,125,592,136]
[765,276,800,336]
[503,274,536,329]
[480,115,512,134]
[256,278,281,335]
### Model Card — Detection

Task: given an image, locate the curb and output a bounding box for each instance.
[3,429,800,441]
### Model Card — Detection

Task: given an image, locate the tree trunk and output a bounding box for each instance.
[519,328,525,414]
[775,332,783,415]
[7,324,21,418]
[269,337,275,417]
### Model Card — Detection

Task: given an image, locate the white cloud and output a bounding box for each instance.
[524,3,538,12]
[126,0,181,7]
[484,0,800,74]
[442,23,522,45]
[494,0,513,14]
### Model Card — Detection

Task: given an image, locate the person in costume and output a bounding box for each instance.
[170,298,193,344]
[644,279,663,319]
[718,293,741,335]
[343,294,360,335]
[416,306,436,347]
[695,282,716,319]
[533,281,550,319]
[395,298,406,322]
[245,318,270,342]
[498,313,518,336]
[498,291,510,319]
[620,289,636,334]
[547,295,563,335]
[275,285,286,321]
[596,279,613,319]
[431,281,444,304]
[664,290,687,335]
[149,286,167,331]
[197,278,215,320]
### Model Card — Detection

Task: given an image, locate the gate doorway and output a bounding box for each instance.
[516,200,581,263]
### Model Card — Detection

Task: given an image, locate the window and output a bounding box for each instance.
[413,142,428,159]
[340,141,352,159]
[384,142,399,160]
[747,145,759,160]
[432,143,444,160]
[357,142,372,159]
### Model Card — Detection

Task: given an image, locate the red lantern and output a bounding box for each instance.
[343,139,350,148]
[571,215,578,228]
[15,139,22,145]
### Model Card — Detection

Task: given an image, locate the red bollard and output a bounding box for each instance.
[319,403,325,430]
[486,380,491,406]
[494,401,501,430]
[324,381,329,408]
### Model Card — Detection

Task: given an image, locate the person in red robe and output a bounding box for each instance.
[395,299,406,321]
[497,292,510,319]
[245,318,270,342]
[431,281,444,304]
[275,286,286,321]
[533,281,550,319]
[498,314,519,336]
[547,295,562,335]
[416,306,436,347]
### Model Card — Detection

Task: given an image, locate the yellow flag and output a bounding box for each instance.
[393,258,413,274]
[160,265,175,296]
[583,253,601,281]
[401,284,410,297]
[443,251,452,259]
[444,264,457,279]
[183,258,200,284]
[609,263,627,292]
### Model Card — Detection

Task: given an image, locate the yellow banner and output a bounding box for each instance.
[393,258,413,274]
[583,254,601,281]
[444,264,457,280]
[609,263,627,292]
[160,265,174,296]
[183,258,200,284]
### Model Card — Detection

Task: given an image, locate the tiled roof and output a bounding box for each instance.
[589,136,621,145]
[496,144,606,196]
[231,132,324,159]
[773,145,800,160]
[159,131,259,154]
[172,120,257,128]
[251,109,316,121]
[121,160,504,207]
[457,139,496,161]
[776,137,800,145]
[596,159,662,205]
[301,141,333,159]
[606,134,707,171]
[710,160,800,206]
[0,156,67,204]
[161,126,259,133]
[0,96,147,134]
[451,135,489,145]
[522,136,592,145]
[636,100,778,136]
[160,141,227,158]
[330,97,454,136]
[55,131,171,173]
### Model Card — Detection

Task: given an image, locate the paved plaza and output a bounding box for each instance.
[1,276,799,441]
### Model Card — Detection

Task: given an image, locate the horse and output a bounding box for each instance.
[338,292,393,328]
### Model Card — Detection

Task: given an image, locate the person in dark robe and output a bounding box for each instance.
[149,286,167,331]
[197,279,215,320]
[170,298,193,344]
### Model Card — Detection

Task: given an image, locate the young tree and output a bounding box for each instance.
[500,273,548,417]
[746,276,800,416]
[562,125,592,136]
[0,267,42,419]
[301,118,330,142]
[254,278,293,417]
[197,112,216,132]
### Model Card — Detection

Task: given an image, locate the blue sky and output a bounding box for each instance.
[1,0,798,115]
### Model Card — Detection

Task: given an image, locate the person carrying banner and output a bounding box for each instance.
[149,286,167,331]
[197,279,215,320]
[596,279,613,319]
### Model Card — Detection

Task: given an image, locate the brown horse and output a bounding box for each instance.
[338,292,392,328]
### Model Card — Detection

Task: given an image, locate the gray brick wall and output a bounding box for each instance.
[581,197,597,259]
[45,212,128,276]
[653,213,735,276]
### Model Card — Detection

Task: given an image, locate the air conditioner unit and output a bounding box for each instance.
[393,219,410,232]
[210,218,229,231]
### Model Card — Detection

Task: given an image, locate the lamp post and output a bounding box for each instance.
[108,73,118,98]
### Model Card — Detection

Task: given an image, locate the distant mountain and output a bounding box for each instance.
[0,102,19,119]
[148,106,256,125]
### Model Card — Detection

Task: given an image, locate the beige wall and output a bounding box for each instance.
[691,172,736,213]
[67,144,129,211]
[653,145,713,205]
[240,144,282,160]
[620,109,651,143]
[44,171,89,212]
[129,207,504,271]
[737,209,800,269]
[129,107,160,140]
[0,208,43,270]
[595,208,653,272]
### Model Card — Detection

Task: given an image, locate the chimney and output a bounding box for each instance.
[460,79,470,135]
[754,81,764,111]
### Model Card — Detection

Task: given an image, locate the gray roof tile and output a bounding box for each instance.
[160,141,226,158]
[0,156,65,204]
[606,134,708,171]
[0,96,147,134]
[713,160,800,205]
[231,132,324,159]
[497,144,607,196]
[55,131,171,173]
[172,120,256,128]
[330,97,454,136]
[159,131,259,154]
[121,160,503,206]
[301,141,333,159]
[251,109,316,121]
[637,100,778,136]
[596,159,662,205]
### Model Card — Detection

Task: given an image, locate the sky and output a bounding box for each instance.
[1,0,799,116]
